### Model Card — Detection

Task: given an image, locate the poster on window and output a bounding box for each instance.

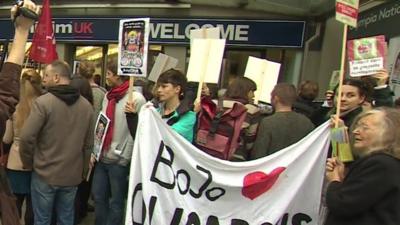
[347,35,387,77]
[118,18,150,77]
[388,36,400,99]
[93,112,110,161]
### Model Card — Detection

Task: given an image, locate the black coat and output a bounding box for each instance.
[326,152,400,225]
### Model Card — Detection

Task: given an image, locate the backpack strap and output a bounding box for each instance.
[208,110,224,137]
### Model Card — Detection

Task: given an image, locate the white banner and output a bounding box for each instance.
[126,107,330,225]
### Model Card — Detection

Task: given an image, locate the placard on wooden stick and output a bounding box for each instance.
[186,39,226,100]
[190,27,220,45]
[333,0,360,131]
[118,18,150,77]
[335,0,359,28]
[148,53,178,82]
[244,56,281,104]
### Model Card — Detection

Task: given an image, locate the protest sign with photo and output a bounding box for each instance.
[347,35,387,77]
[73,61,80,75]
[93,112,110,161]
[118,18,150,77]
[244,56,281,104]
[125,107,330,225]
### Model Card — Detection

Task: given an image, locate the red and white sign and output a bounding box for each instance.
[336,0,359,27]
[348,35,387,77]
[125,107,330,225]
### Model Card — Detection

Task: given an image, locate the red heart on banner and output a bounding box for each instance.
[242,167,286,200]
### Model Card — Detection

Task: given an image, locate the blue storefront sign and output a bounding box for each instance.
[0,17,305,48]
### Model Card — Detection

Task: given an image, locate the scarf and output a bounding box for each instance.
[102,81,129,154]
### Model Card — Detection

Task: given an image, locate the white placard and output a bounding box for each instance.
[148,53,179,82]
[186,39,226,84]
[190,27,220,46]
[244,56,281,104]
[118,18,150,77]
[349,57,384,77]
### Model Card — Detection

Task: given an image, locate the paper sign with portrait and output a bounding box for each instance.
[118,18,150,77]
[93,112,110,161]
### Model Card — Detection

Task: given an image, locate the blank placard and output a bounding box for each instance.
[186,39,226,84]
[190,27,220,46]
[244,56,281,104]
[148,53,178,82]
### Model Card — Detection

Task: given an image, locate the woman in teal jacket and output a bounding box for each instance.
[156,69,196,142]
[125,69,196,142]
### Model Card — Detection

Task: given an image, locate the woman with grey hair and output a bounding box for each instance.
[325,107,400,225]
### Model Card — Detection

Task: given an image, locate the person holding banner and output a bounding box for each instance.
[325,107,400,225]
[155,69,196,142]
[91,60,146,225]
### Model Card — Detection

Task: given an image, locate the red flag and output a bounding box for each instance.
[29,0,58,64]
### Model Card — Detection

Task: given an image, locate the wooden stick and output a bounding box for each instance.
[334,24,348,129]
[24,55,29,69]
[86,167,92,181]
[128,76,135,103]
[332,24,348,158]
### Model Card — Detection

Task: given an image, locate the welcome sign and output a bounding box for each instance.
[126,108,330,225]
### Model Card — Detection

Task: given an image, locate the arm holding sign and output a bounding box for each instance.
[370,69,393,107]
[125,101,139,139]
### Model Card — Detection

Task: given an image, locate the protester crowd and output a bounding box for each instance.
[1,1,400,225]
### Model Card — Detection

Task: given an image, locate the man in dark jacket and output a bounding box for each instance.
[0,0,39,139]
[251,83,315,159]
[19,60,94,225]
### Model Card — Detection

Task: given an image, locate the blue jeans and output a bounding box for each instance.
[31,172,77,225]
[92,161,129,225]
